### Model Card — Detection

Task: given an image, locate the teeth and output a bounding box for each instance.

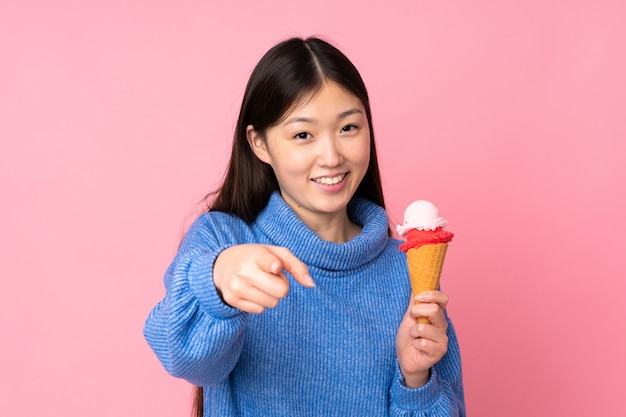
[315,174,345,185]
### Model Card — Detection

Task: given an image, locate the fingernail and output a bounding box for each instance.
[305,274,315,287]
[415,293,427,301]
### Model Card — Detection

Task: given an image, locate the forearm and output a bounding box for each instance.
[144,247,248,386]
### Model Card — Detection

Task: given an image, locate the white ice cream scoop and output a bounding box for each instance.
[396,200,447,236]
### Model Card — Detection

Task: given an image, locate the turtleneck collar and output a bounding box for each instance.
[256,192,390,272]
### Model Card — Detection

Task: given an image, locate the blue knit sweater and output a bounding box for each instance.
[144,192,465,416]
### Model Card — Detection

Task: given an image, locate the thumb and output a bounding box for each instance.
[268,246,315,288]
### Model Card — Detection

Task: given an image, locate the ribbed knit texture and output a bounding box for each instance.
[144,192,465,416]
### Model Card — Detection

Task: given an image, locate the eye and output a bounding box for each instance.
[293,132,311,140]
[341,124,359,133]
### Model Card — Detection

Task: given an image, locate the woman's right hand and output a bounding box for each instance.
[213,244,314,314]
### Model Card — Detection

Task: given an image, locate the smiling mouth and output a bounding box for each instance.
[312,173,347,185]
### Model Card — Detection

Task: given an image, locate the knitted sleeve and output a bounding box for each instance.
[389,313,466,417]
[143,213,250,387]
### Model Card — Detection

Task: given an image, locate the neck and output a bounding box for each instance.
[299,211,362,243]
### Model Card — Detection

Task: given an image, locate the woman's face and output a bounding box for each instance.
[248,81,370,228]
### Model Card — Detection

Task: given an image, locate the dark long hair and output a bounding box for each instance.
[193,36,386,416]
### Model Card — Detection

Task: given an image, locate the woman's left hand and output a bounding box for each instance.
[396,290,449,388]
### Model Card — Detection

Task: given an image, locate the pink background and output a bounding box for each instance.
[2,1,625,416]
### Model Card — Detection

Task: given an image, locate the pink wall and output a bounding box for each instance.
[2,1,624,416]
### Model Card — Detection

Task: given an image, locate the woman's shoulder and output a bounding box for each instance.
[382,236,407,261]
[195,209,247,226]
[181,210,255,248]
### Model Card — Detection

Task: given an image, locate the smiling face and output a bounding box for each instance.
[247,81,371,239]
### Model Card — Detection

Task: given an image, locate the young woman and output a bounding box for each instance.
[144,37,465,416]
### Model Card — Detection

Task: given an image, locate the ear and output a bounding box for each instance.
[246,125,271,164]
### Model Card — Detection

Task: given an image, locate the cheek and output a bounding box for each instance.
[281,148,306,164]
[352,139,371,167]
[269,148,309,176]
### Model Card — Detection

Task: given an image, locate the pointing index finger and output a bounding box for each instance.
[269,246,315,288]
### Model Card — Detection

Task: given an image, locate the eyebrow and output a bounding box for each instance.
[338,108,363,119]
[283,108,363,126]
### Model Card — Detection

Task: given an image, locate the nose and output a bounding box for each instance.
[317,135,344,167]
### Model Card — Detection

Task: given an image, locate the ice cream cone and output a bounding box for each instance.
[397,200,453,324]
[406,243,448,324]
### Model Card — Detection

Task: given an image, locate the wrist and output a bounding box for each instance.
[402,369,430,389]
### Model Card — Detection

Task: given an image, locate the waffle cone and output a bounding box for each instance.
[406,243,448,324]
